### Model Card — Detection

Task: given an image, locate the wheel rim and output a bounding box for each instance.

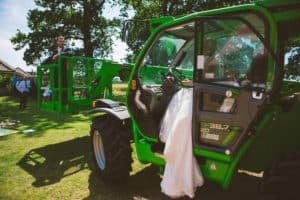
[93,130,106,170]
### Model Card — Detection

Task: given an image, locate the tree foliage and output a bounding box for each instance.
[284,38,300,78]
[125,0,254,60]
[11,0,125,65]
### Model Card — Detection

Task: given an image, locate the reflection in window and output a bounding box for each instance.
[144,34,185,67]
[284,46,300,80]
[177,42,194,70]
[139,23,194,86]
[202,19,266,85]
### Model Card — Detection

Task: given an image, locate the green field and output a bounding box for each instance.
[0,94,263,200]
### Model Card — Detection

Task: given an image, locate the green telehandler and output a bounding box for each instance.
[87,0,300,198]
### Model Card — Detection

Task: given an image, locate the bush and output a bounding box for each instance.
[0,75,11,87]
[0,75,12,96]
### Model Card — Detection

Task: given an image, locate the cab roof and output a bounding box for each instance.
[255,0,300,8]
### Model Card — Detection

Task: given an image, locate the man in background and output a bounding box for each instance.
[42,36,73,64]
[15,77,30,110]
[11,73,20,96]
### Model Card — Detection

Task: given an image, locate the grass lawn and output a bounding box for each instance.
[0,91,262,200]
[0,92,163,200]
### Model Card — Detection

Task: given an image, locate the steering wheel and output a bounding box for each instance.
[161,67,185,84]
[225,70,252,88]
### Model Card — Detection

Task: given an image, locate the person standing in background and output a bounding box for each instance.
[11,73,20,96]
[15,77,30,110]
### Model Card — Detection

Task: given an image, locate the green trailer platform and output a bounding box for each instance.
[37,55,132,113]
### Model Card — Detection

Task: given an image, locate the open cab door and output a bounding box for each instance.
[192,13,281,188]
[192,15,278,186]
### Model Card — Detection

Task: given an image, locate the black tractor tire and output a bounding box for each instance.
[90,114,133,183]
[261,149,300,200]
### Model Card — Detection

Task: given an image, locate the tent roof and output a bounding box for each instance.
[0,59,15,74]
[0,59,32,77]
[14,67,31,77]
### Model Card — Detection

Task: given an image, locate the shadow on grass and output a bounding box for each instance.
[16,133,168,199]
[17,136,92,187]
[84,167,262,200]
[84,165,173,200]
[16,133,262,200]
[0,96,89,136]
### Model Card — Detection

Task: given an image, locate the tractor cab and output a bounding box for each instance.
[126,2,300,188]
[128,12,275,147]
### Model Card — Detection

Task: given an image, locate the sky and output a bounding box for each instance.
[0,0,132,72]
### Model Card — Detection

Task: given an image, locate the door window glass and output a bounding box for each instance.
[200,19,267,87]
[139,22,195,86]
[284,42,300,80]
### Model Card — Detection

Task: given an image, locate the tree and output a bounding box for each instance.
[125,0,254,60]
[11,0,124,65]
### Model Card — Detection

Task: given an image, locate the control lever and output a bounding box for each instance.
[251,83,265,100]
[134,89,148,114]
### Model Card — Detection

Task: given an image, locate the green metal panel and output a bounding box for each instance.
[37,63,57,112]
[255,0,300,8]
[239,102,300,172]
[201,159,230,185]
[193,110,273,188]
[149,16,174,33]
[57,56,63,112]
[272,9,300,23]
[194,148,231,162]
[132,123,164,165]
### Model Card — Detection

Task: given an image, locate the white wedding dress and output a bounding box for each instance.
[159,88,204,199]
